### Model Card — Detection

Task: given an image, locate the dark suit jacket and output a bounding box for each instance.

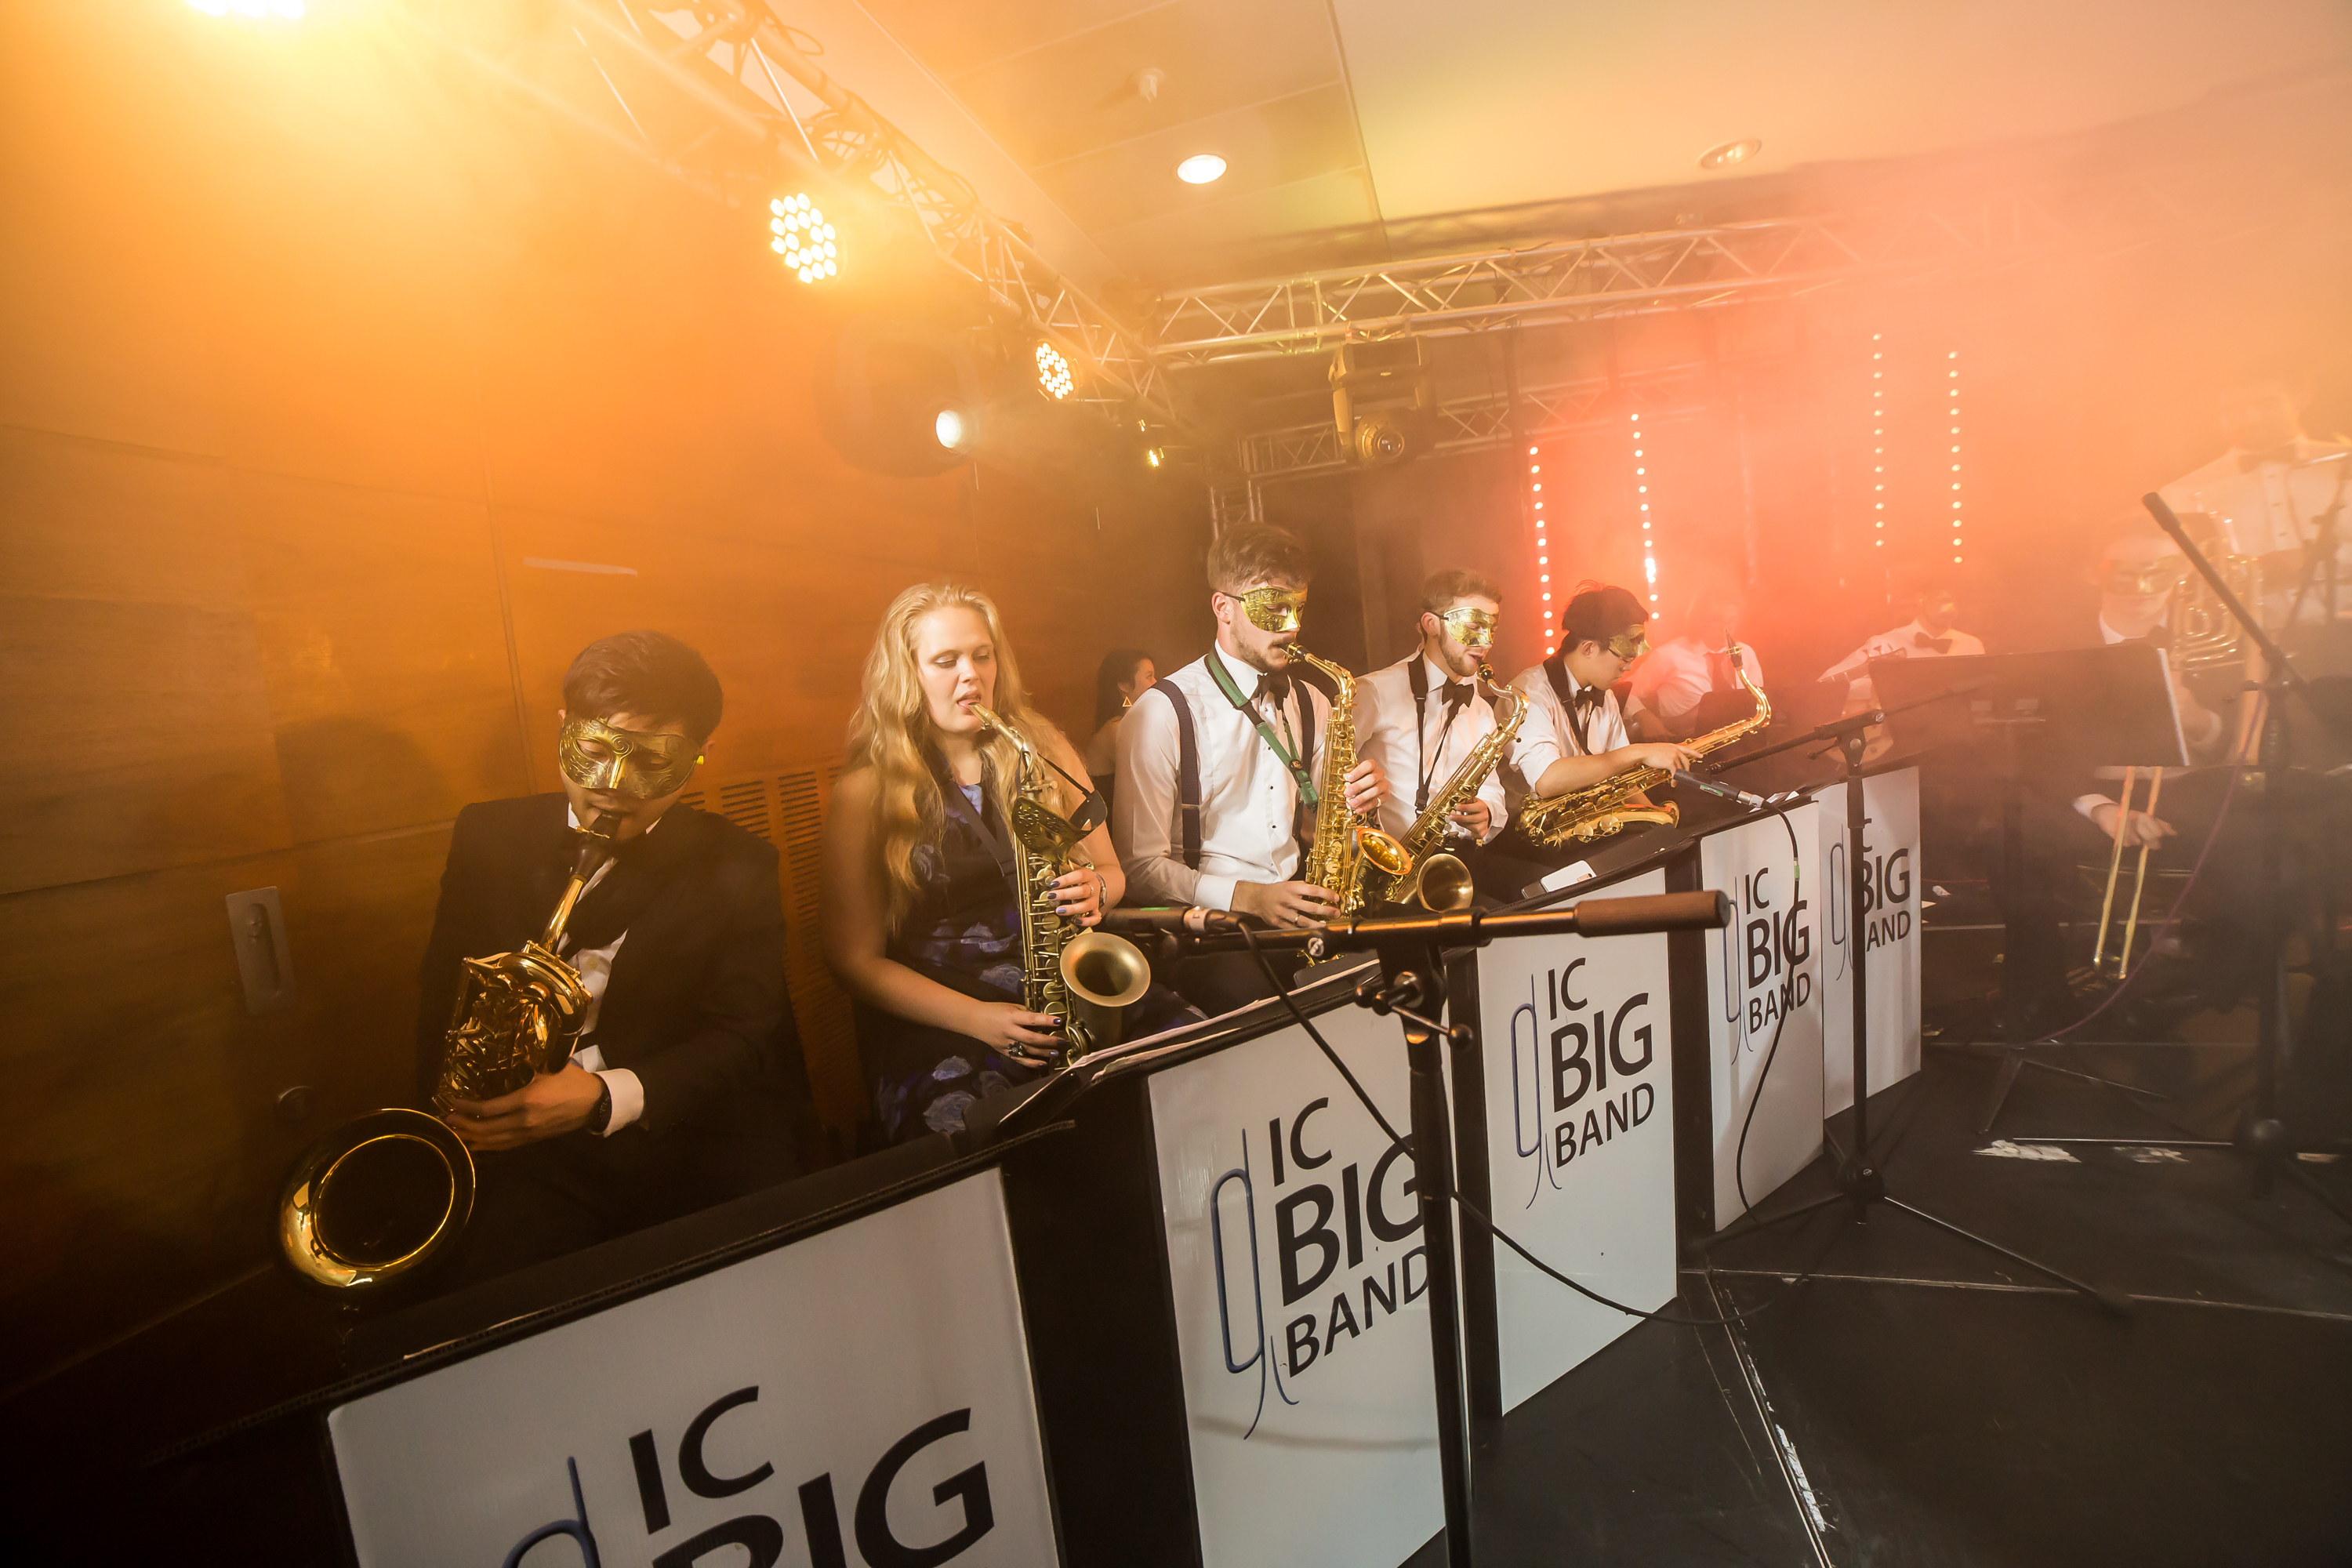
[416,794,808,1172]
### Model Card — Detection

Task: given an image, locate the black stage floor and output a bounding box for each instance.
[1410,1039,2352,1568]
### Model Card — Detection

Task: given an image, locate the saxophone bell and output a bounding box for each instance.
[275,808,622,1294]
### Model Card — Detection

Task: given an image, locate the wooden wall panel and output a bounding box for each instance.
[0,428,291,895]
[0,824,446,1363]
[235,470,529,842]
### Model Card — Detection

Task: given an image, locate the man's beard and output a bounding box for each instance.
[1236,637,1293,674]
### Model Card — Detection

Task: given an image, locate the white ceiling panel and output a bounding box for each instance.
[1333,0,2352,220]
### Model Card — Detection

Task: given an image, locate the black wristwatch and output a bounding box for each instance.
[585,1074,614,1134]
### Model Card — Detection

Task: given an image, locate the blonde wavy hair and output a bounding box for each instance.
[846,583,1082,933]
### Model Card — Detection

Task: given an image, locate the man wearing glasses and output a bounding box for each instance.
[1504,583,1697,816]
[1357,568,1513,850]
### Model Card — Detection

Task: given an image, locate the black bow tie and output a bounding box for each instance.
[1915,633,1954,655]
[1258,673,1292,709]
[1439,681,1473,713]
[1571,686,1604,713]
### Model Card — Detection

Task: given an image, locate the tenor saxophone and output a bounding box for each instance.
[973,705,1151,1063]
[1361,664,1527,909]
[1518,648,1771,847]
[1287,646,1415,916]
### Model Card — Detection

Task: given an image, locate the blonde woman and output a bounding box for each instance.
[822,583,1196,1142]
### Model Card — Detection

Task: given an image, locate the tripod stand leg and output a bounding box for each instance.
[1878,1196,2130,1315]
[1979,1047,2029,1137]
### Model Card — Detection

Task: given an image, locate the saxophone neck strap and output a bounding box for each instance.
[1207,649,1320,808]
[1408,656,1470,813]
[936,757,1018,890]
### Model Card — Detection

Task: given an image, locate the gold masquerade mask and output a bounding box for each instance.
[558,717,702,800]
[1439,606,1500,647]
[1236,585,1308,633]
[2097,561,2183,596]
[1605,624,1650,662]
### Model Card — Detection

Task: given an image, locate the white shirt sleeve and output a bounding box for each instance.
[1507,666,1567,793]
[596,1068,644,1134]
[1114,686,1230,911]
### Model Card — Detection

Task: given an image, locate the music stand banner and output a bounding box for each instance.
[1147,1000,1443,1568]
[1700,804,1827,1227]
[1817,766,1924,1116]
[1465,867,1679,1413]
[326,1171,1057,1568]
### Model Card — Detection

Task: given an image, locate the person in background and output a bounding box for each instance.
[1115,523,1387,1013]
[2159,373,2350,624]
[822,584,1192,1143]
[1629,579,1765,740]
[1820,572,1986,708]
[1084,647,1156,809]
[420,630,806,1286]
[1356,567,1509,848]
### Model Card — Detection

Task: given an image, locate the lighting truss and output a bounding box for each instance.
[1151,169,2338,367]
[1240,361,1744,482]
[558,0,1179,427]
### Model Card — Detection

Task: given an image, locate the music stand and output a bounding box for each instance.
[1870,648,2192,1130]
[1704,690,2128,1315]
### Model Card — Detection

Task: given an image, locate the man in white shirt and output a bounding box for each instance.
[1629,581,1765,740]
[1503,584,1694,822]
[2158,376,2350,625]
[1116,523,1387,941]
[1356,568,1510,849]
[1820,579,1986,708]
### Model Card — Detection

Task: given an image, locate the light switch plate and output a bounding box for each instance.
[227,887,296,1014]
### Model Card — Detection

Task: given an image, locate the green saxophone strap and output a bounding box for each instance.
[1205,651,1319,809]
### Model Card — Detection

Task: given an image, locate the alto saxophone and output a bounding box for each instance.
[1361,664,1527,909]
[1519,647,1771,847]
[973,705,1151,1063]
[1287,646,1414,916]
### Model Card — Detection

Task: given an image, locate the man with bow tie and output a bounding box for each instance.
[1116,524,1388,964]
[1502,584,1695,818]
[1357,568,1512,848]
[1820,574,1986,708]
[1629,579,1766,740]
[418,631,807,1286]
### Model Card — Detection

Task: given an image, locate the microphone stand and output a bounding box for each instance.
[2140,493,2349,1208]
[1148,891,1733,1568]
[1700,692,2131,1316]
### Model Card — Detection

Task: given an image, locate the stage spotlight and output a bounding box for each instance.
[1145,448,1164,469]
[1698,138,1761,170]
[1176,154,1227,185]
[768,194,840,284]
[935,409,967,450]
[1035,343,1074,401]
[1353,416,1409,466]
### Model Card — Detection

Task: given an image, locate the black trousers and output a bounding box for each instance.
[442,1123,797,1290]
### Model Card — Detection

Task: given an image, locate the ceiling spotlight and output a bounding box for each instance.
[1035,342,1074,401]
[935,409,966,450]
[1176,154,1227,185]
[768,194,840,284]
[1697,138,1762,171]
[1145,447,1164,469]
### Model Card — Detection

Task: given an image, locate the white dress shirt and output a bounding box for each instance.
[1628,637,1766,730]
[1820,619,1986,706]
[561,805,647,1135]
[1356,652,1508,843]
[1502,658,1638,809]
[1115,644,1334,911]
[2160,441,2352,622]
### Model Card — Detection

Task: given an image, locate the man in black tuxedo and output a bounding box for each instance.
[419,630,806,1286]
